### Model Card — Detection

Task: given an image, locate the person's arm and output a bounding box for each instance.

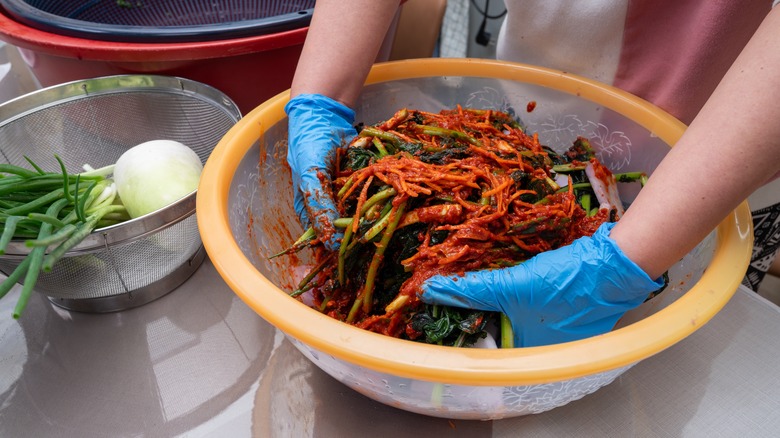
[285,0,400,247]
[611,6,780,279]
[422,7,780,348]
[290,0,400,107]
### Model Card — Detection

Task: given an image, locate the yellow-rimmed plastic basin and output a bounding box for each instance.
[197,58,752,419]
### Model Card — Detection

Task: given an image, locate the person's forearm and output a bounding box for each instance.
[611,6,780,279]
[290,0,400,107]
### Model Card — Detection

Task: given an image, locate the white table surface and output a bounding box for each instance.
[1,256,779,438]
[3,40,780,438]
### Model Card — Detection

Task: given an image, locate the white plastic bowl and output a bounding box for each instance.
[197,59,752,419]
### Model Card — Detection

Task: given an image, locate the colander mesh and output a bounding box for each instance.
[0,77,239,304]
[0,91,231,171]
[0,216,201,299]
[17,0,312,25]
[0,0,316,42]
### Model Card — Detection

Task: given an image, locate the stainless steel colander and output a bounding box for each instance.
[0,75,241,312]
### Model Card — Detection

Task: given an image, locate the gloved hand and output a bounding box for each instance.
[420,222,664,347]
[285,94,357,250]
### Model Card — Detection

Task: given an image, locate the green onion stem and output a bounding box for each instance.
[545,176,561,191]
[453,330,468,348]
[338,218,355,285]
[78,164,115,179]
[500,313,515,348]
[27,213,67,229]
[359,127,402,146]
[15,244,46,318]
[510,216,570,234]
[0,177,70,196]
[334,218,353,228]
[336,176,355,199]
[556,182,592,193]
[361,187,396,216]
[99,211,131,222]
[361,202,394,242]
[614,172,646,183]
[0,216,25,254]
[269,227,317,259]
[3,184,75,216]
[56,155,74,204]
[271,218,357,260]
[73,175,86,222]
[346,296,363,324]
[552,163,587,173]
[430,383,444,408]
[25,223,77,248]
[360,200,406,315]
[480,190,491,206]
[0,199,22,208]
[289,252,337,298]
[556,172,647,193]
[41,204,126,272]
[22,156,45,175]
[318,294,332,313]
[416,124,482,147]
[0,257,32,300]
[372,138,389,157]
[12,198,69,318]
[81,180,111,214]
[580,193,591,213]
[0,163,40,179]
[89,186,116,212]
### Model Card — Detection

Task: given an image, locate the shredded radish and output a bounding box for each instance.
[585,161,625,218]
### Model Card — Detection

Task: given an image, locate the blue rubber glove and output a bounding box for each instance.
[285,94,357,250]
[420,222,664,347]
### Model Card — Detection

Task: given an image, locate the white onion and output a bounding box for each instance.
[113,140,203,218]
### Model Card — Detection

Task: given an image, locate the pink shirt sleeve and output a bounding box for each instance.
[612,0,771,125]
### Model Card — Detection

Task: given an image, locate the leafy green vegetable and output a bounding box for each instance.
[344,147,378,170]
[410,305,490,347]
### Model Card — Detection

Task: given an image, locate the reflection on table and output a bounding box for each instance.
[1,257,779,437]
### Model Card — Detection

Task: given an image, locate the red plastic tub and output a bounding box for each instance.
[0,8,308,114]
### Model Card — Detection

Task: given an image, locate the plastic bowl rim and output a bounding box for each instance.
[197,58,752,387]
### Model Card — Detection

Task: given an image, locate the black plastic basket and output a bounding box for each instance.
[0,0,315,42]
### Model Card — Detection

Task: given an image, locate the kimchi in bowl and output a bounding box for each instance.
[196,58,752,420]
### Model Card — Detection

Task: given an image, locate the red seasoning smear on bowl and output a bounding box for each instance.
[278,106,650,347]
